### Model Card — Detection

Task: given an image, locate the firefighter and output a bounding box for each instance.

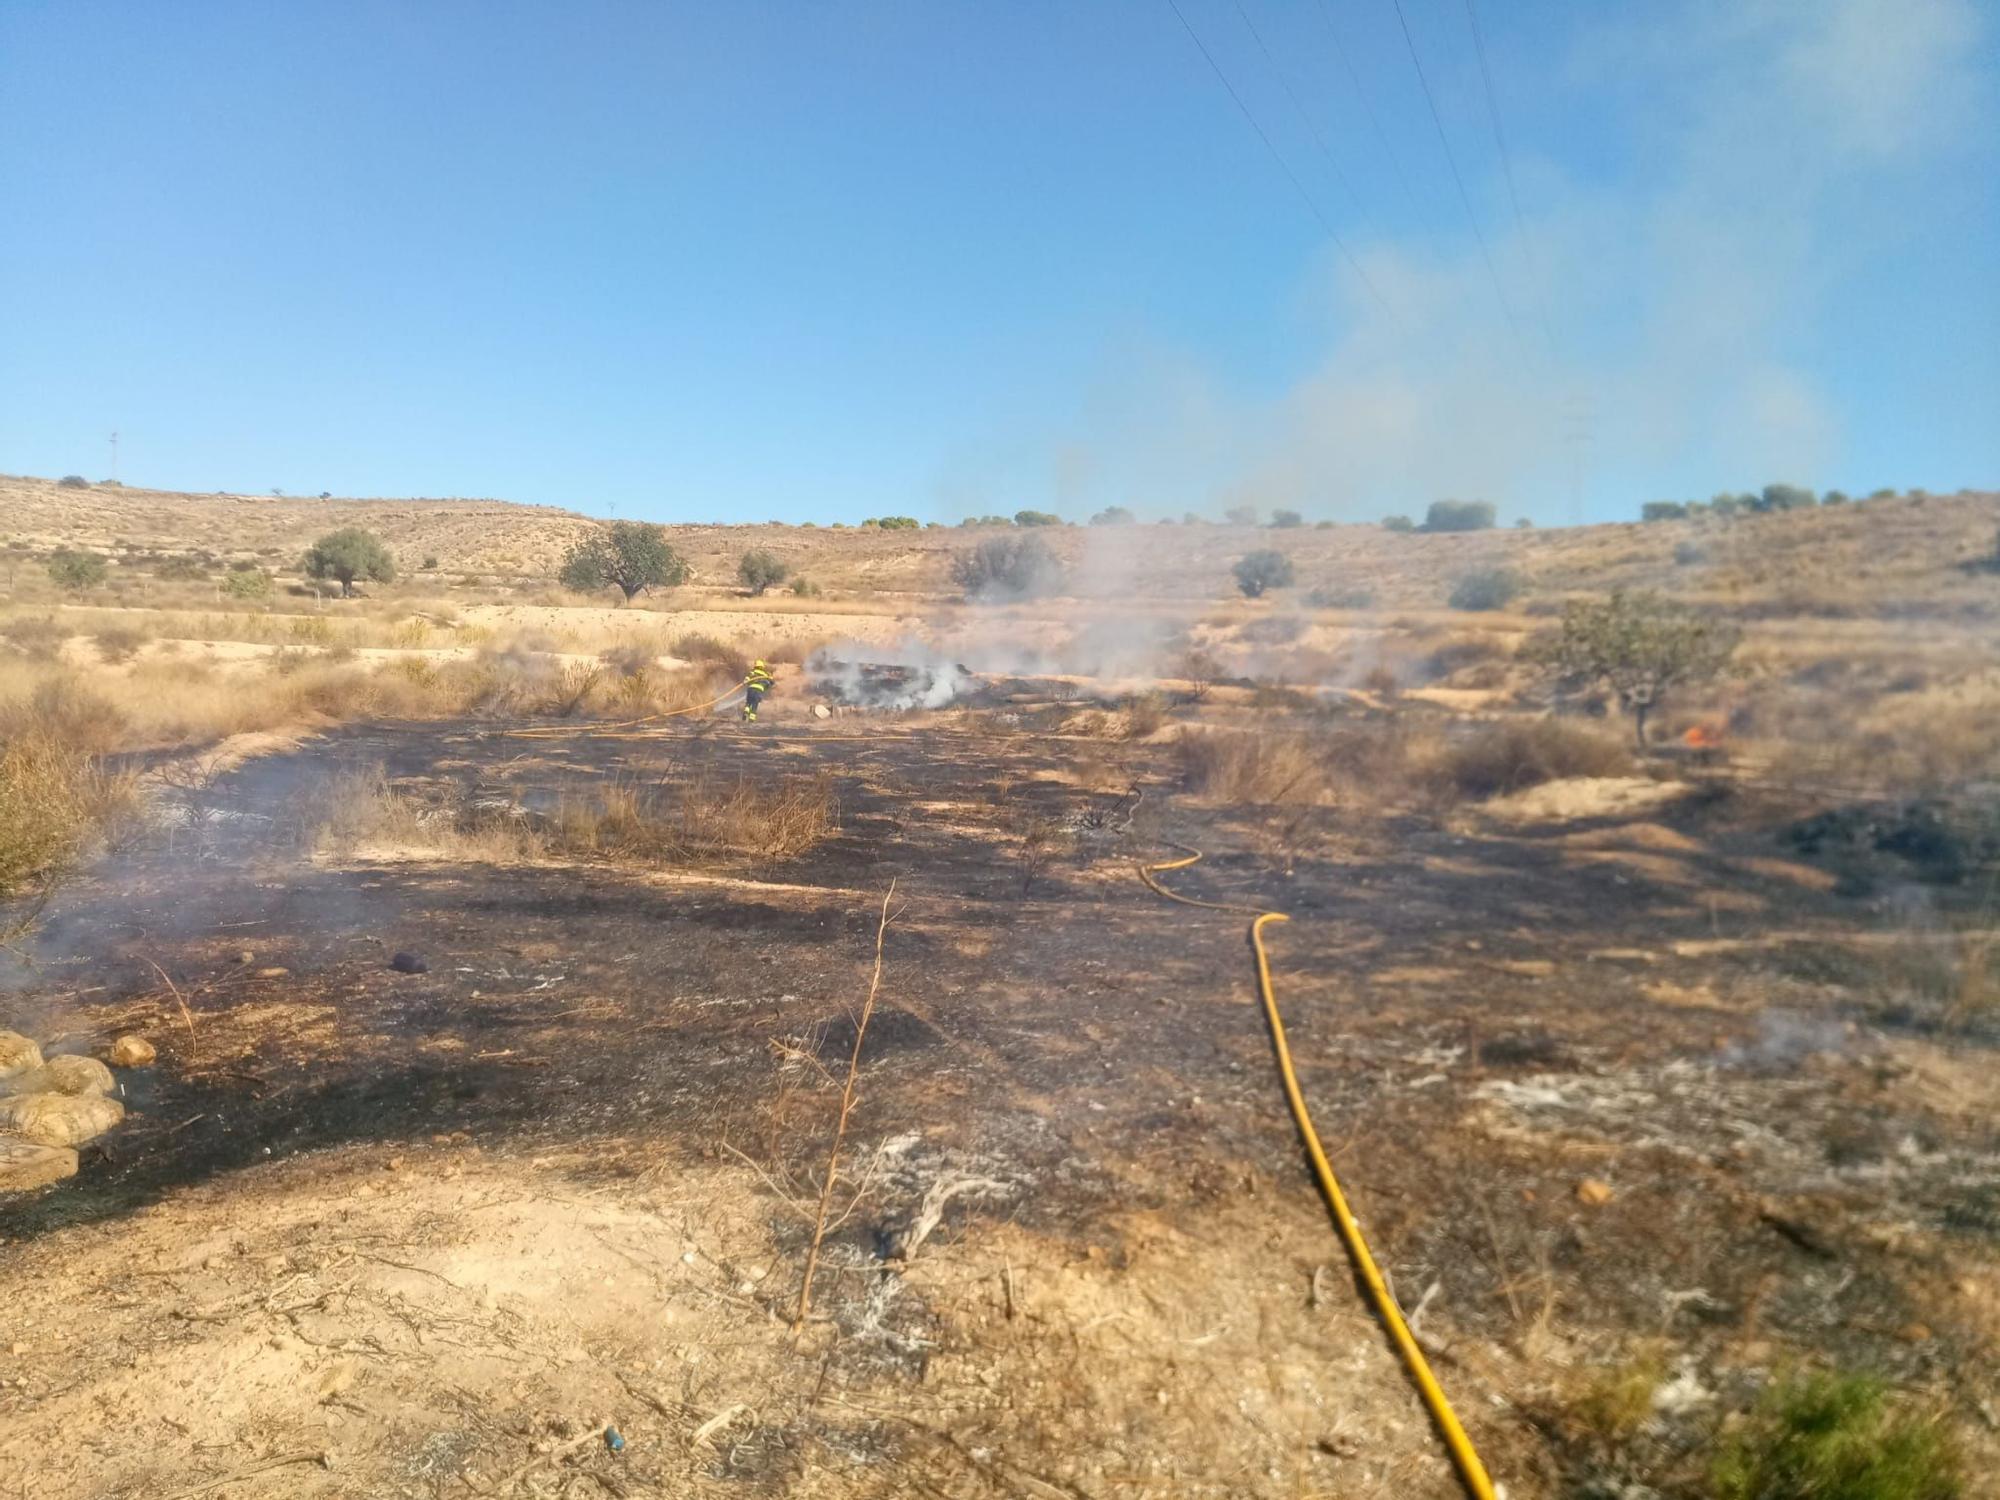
[741,660,775,721]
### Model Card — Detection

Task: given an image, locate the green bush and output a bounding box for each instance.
[1673,540,1707,567]
[223,567,272,599]
[1269,509,1304,528]
[1641,500,1690,522]
[875,515,920,530]
[1232,549,1295,598]
[56,475,89,489]
[737,549,788,595]
[47,549,109,591]
[153,555,210,581]
[1225,504,1260,526]
[1089,506,1135,526]
[1382,514,1415,533]
[1448,567,1522,611]
[1013,509,1061,527]
[1711,1372,1961,1500]
[1422,499,1497,532]
[789,577,823,598]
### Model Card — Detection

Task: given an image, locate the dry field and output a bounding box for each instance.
[4,476,2000,1498]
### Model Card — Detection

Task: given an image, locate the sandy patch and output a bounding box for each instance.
[1484,776,1691,823]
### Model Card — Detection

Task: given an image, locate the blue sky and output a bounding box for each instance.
[2,0,1993,525]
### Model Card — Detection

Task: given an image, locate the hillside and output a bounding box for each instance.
[3,472,1995,614]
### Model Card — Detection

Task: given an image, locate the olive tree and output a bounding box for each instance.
[1232,548,1295,598]
[737,549,788,596]
[302,527,395,597]
[558,522,688,603]
[1544,591,1739,746]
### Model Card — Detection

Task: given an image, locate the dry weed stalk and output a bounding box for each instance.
[796,878,897,1328]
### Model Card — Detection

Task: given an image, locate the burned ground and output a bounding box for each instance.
[2,708,1998,1497]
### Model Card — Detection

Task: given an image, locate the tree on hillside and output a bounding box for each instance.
[1641,501,1691,522]
[951,534,1062,601]
[56,475,90,489]
[47,549,108,591]
[1543,591,1740,747]
[558,522,687,603]
[1382,514,1415,532]
[1089,506,1135,526]
[302,527,395,597]
[1753,483,1817,513]
[1224,504,1260,526]
[737,549,788,596]
[1233,549,1295,598]
[1269,509,1304,528]
[1422,499,1496,532]
[1013,509,1061,527]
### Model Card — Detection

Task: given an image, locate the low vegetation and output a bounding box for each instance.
[0,705,136,940]
[312,766,837,867]
[1710,1371,1961,1500]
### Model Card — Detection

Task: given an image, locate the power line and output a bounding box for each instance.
[1310,0,1428,227]
[1386,0,1535,370]
[1229,0,1366,222]
[1460,0,1559,363]
[1161,0,1390,315]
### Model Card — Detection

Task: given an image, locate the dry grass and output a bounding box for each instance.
[1423,717,1633,801]
[311,767,838,867]
[0,721,139,936]
[1176,728,1330,804]
[673,633,751,680]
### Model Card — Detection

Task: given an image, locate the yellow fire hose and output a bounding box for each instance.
[1139,848,1498,1500]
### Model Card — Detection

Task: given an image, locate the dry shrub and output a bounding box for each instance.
[600,642,659,679]
[762,638,823,667]
[0,678,131,754]
[93,625,149,664]
[674,633,750,679]
[554,771,836,863]
[1176,728,1329,803]
[1426,717,1631,801]
[0,616,69,662]
[1424,633,1511,678]
[306,765,531,862]
[1121,692,1168,739]
[1238,615,1306,646]
[1250,681,1315,711]
[0,732,136,932]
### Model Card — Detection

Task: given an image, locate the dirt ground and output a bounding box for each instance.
[4,697,2000,1497]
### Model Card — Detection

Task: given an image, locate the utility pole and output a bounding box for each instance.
[1559,395,1594,525]
[108,430,119,483]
